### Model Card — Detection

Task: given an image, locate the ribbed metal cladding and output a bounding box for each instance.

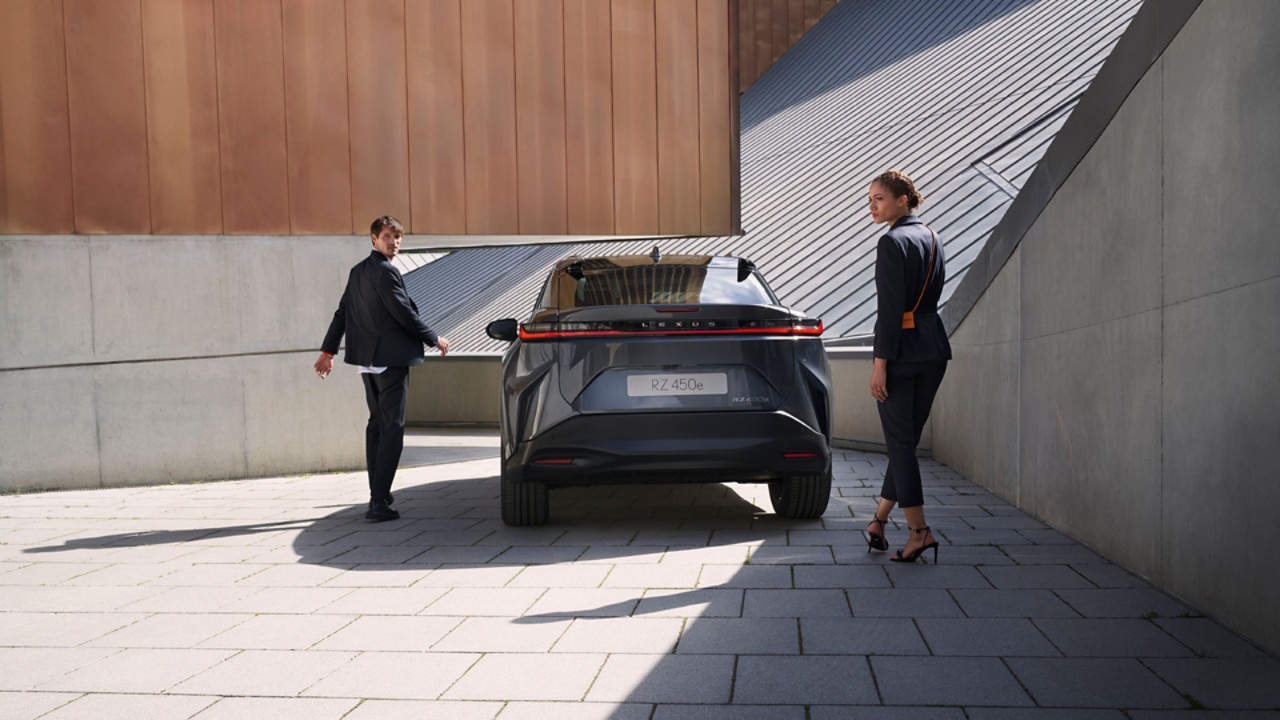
[406,0,1141,354]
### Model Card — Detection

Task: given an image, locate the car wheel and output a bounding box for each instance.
[768,472,832,519]
[501,463,549,526]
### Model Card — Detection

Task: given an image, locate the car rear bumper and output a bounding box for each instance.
[505,410,830,485]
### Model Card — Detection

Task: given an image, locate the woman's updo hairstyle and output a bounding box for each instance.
[873,170,923,210]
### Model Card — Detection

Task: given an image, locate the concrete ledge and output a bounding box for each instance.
[0,235,365,371]
[0,352,365,493]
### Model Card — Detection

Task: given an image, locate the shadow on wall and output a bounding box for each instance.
[741,0,1037,132]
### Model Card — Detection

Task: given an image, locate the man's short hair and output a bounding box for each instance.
[370,215,404,237]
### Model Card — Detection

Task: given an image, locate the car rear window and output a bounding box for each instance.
[550,263,777,309]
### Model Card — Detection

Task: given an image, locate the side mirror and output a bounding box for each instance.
[486,318,519,342]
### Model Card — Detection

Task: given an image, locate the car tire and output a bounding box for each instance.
[501,463,549,526]
[768,472,832,519]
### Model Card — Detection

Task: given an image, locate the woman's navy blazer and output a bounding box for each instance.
[872,215,953,363]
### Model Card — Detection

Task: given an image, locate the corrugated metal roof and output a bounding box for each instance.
[392,250,445,275]
[405,0,1141,354]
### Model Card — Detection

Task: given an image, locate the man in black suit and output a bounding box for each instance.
[314,216,450,521]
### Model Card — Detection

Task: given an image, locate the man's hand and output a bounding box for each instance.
[869,358,889,403]
[314,353,334,379]
[436,337,451,356]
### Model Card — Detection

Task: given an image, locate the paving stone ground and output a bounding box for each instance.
[3,429,1279,719]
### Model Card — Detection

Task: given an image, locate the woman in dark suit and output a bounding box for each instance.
[862,170,952,563]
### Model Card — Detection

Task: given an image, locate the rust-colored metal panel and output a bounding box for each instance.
[787,0,804,47]
[461,0,519,234]
[698,0,734,235]
[347,0,411,231]
[514,0,567,234]
[770,0,787,64]
[407,0,466,234]
[820,0,836,14]
[142,0,222,234]
[804,0,820,31]
[736,0,755,93]
[727,0,741,234]
[215,0,290,234]
[611,0,659,234]
[752,0,770,82]
[282,0,352,234]
[563,0,614,234]
[655,0,700,234]
[64,0,151,233]
[0,0,74,233]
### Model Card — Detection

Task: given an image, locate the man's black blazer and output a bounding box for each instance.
[873,215,953,363]
[321,250,439,367]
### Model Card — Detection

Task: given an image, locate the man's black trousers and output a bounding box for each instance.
[362,366,410,503]
[876,360,947,509]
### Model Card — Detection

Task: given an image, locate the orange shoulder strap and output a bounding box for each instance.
[910,228,938,316]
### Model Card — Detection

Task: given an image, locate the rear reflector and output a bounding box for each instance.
[783,452,818,459]
[519,318,823,341]
[533,458,574,465]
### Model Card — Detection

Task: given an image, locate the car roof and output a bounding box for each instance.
[551,254,743,272]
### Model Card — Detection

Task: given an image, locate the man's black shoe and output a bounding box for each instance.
[365,500,400,522]
[386,492,394,505]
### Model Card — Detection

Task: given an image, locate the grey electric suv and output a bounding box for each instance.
[485,250,832,526]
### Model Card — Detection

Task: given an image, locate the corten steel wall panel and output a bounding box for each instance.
[461,0,519,234]
[514,0,568,234]
[770,0,787,64]
[407,0,466,234]
[64,0,151,233]
[142,0,222,235]
[611,0,659,234]
[282,0,352,234]
[0,1,74,234]
[736,0,836,92]
[699,0,735,236]
[804,0,821,32]
[347,0,411,230]
[563,0,615,234]
[737,0,754,92]
[752,0,770,84]
[214,0,290,234]
[655,0,701,234]
[787,0,804,47]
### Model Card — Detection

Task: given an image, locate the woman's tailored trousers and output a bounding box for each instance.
[362,366,410,503]
[876,359,947,509]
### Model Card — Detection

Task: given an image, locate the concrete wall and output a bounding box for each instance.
[407,356,504,426]
[828,349,930,454]
[0,235,369,491]
[933,0,1280,654]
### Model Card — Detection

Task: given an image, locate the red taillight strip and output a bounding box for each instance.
[519,321,823,341]
[533,458,574,465]
[783,452,819,459]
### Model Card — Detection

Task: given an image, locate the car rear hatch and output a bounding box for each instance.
[520,304,821,414]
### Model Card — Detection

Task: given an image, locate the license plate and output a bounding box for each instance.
[627,372,728,397]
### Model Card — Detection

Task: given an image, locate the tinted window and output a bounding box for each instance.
[555,264,776,308]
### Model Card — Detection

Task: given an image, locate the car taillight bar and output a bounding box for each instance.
[783,452,819,459]
[533,458,574,465]
[519,318,823,341]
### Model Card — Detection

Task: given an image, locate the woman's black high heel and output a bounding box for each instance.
[890,525,939,563]
[862,515,889,553]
